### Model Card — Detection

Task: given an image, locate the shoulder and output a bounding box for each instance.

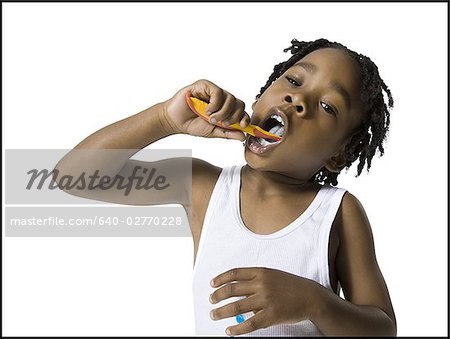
[191,158,222,219]
[340,191,369,222]
[192,157,222,173]
[334,191,373,246]
[334,190,377,271]
[192,157,222,189]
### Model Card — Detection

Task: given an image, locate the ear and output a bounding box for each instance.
[324,149,347,173]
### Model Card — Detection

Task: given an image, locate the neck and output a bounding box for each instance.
[242,164,318,197]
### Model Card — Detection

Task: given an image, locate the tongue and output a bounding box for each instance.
[269,124,284,137]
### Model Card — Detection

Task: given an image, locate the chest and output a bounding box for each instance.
[239,196,307,234]
[239,191,316,235]
[239,188,340,293]
[191,174,341,294]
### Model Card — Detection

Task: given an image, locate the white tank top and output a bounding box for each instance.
[192,164,347,336]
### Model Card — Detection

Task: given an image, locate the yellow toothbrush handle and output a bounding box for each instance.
[185,93,281,141]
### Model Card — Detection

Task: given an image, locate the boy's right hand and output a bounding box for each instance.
[161,79,250,141]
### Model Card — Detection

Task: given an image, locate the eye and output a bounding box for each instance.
[285,76,301,87]
[320,101,338,116]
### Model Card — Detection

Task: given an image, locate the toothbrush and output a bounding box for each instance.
[185,93,282,141]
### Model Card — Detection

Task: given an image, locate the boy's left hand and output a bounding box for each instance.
[209,267,321,336]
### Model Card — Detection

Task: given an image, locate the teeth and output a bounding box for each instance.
[270,114,284,126]
[275,126,284,137]
[257,138,271,147]
[269,125,282,134]
[253,113,285,148]
[269,125,284,137]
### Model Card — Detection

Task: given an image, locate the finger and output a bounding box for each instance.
[225,130,246,142]
[211,267,258,287]
[222,100,247,126]
[208,93,236,123]
[205,85,227,115]
[229,130,246,142]
[210,281,255,304]
[210,295,259,321]
[208,127,245,142]
[239,114,251,128]
[225,310,269,336]
[196,83,225,115]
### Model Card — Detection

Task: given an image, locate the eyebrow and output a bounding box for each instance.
[291,61,352,111]
[292,61,316,73]
[329,81,351,111]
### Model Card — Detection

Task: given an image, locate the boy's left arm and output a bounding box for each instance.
[210,193,396,336]
[309,192,397,336]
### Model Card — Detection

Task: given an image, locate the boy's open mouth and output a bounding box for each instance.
[259,113,285,144]
[248,109,287,153]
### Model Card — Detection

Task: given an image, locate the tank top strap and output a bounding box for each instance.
[317,186,347,289]
[193,165,243,275]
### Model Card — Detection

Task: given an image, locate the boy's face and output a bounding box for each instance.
[245,47,364,181]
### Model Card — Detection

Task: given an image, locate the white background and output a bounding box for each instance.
[2,2,448,336]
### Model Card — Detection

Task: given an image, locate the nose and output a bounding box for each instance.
[284,95,304,113]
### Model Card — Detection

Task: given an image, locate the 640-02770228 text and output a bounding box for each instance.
[9,216,183,227]
[5,206,191,237]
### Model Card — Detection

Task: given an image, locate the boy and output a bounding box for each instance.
[55,38,396,336]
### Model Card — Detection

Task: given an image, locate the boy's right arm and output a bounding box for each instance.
[53,79,250,210]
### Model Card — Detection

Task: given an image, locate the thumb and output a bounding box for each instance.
[209,127,246,142]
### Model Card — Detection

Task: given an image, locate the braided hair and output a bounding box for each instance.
[257,38,394,186]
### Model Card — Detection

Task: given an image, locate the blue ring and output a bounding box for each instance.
[235,314,245,324]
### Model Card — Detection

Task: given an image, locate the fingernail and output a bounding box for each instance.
[209,294,214,303]
[210,279,215,287]
[210,310,216,320]
[226,328,232,336]
[210,117,217,124]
